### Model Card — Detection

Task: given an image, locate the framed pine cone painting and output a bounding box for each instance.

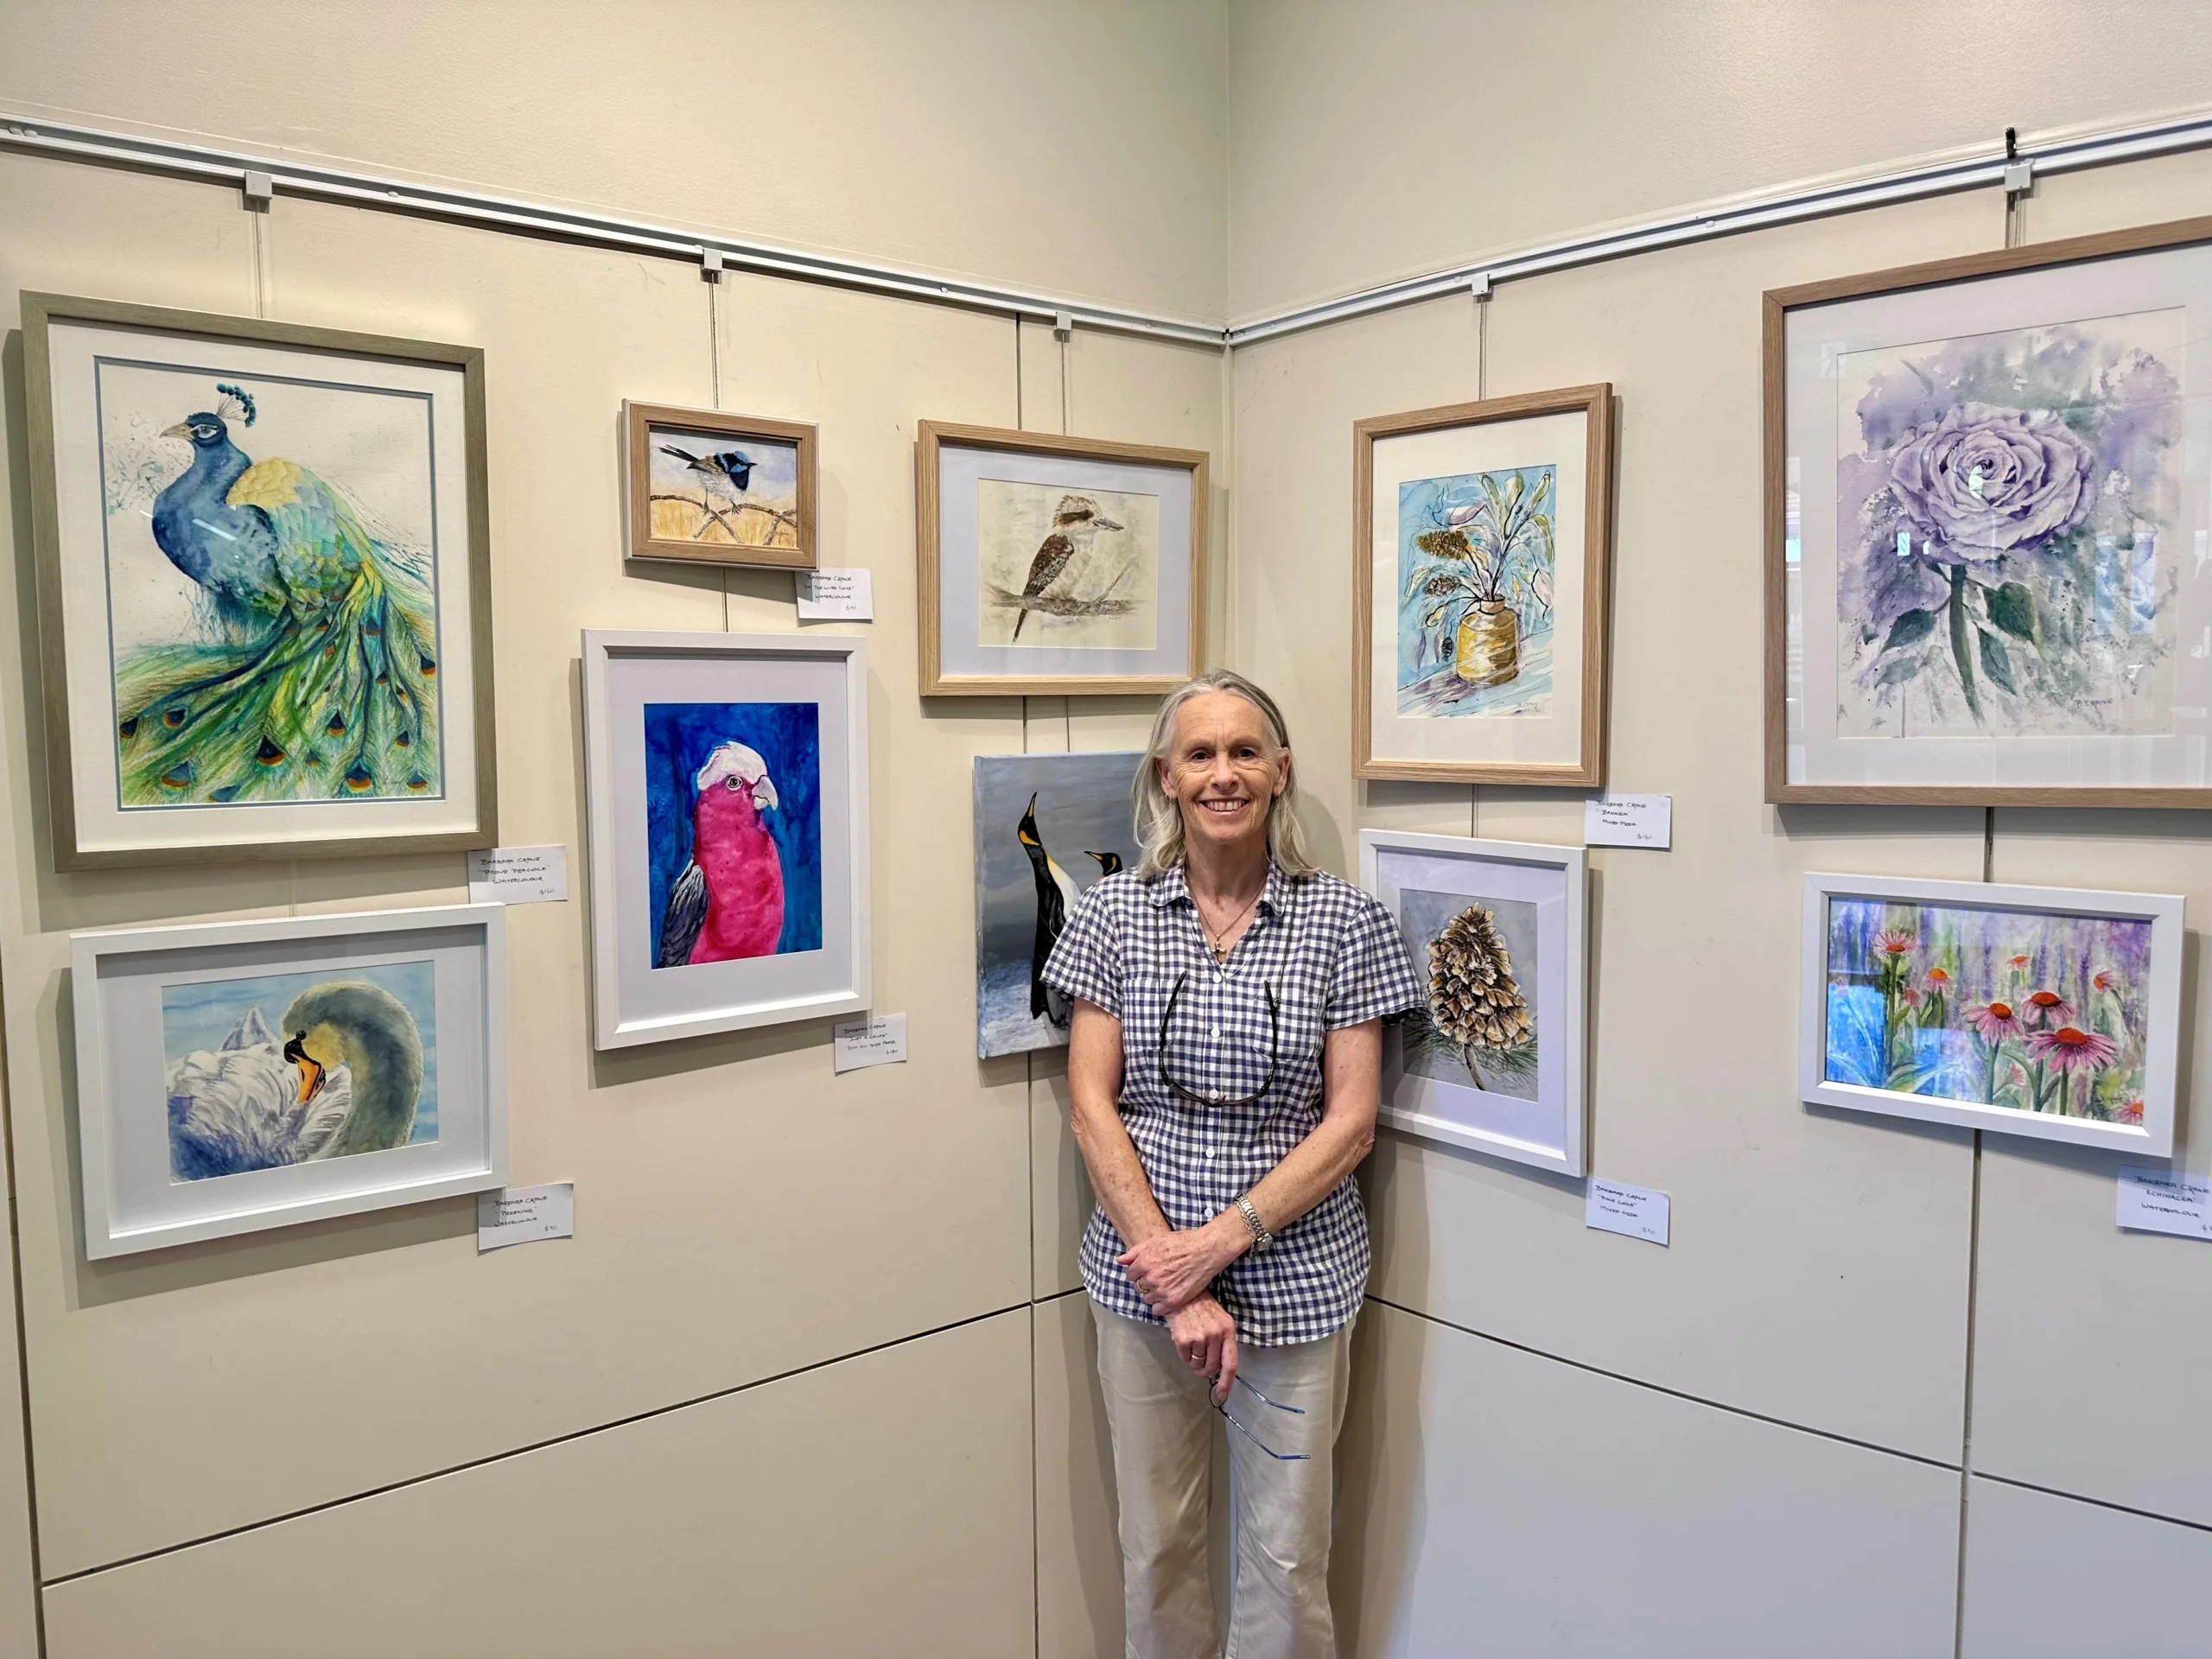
[1358,830,1588,1176]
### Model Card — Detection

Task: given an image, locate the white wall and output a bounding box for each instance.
[1228,5,2212,1655]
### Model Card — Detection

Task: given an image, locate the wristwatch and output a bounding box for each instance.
[1231,1193,1275,1253]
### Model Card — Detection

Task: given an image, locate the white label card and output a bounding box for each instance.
[467,845,569,904]
[1585,793,1672,849]
[2116,1166,2212,1241]
[796,568,874,620]
[834,1013,907,1073]
[478,1183,575,1252]
[1586,1178,1669,1246]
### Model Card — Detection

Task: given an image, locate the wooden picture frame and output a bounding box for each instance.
[582,629,871,1049]
[623,400,817,569]
[1764,215,2212,805]
[916,420,1209,696]
[72,903,508,1258]
[1354,385,1614,786]
[22,291,498,869]
[1799,872,2182,1156]
[1360,830,1589,1177]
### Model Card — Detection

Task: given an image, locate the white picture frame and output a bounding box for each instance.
[72,903,508,1259]
[582,629,871,1048]
[1358,830,1588,1177]
[1799,873,2183,1155]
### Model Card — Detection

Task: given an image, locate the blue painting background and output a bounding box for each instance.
[644,702,823,963]
[1395,464,1557,715]
[161,959,440,1147]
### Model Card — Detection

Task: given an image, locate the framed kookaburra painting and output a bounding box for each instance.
[581,629,871,1049]
[21,292,497,869]
[1359,829,1589,1177]
[915,421,1209,696]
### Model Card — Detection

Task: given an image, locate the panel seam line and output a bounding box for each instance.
[40,1299,1031,1587]
[1363,1294,1960,1474]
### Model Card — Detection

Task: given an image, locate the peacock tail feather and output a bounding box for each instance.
[116,459,442,806]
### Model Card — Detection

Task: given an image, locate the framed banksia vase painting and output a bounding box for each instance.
[1799,873,2182,1154]
[1354,385,1614,786]
[1766,215,2212,805]
[916,421,1209,696]
[1358,830,1588,1176]
[582,629,870,1049]
[21,292,497,869]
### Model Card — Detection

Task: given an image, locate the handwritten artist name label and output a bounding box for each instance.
[796,568,874,620]
[467,845,569,904]
[834,1013,908,1074]
[1586,1177,1669,1246]
[1584,793,1671,849]
[478,1183,575,1252]
[2116,1165,2212,1241]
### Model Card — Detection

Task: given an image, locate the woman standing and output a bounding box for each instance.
[1045,670,1421,1659]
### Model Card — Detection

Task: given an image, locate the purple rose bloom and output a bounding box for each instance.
[1886,402,2094,562]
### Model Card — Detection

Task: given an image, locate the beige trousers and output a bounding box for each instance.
[1092,1302,1355,1659]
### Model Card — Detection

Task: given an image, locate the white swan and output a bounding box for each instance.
[165,982,423,1180]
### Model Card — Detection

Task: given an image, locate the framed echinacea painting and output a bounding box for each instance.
[1800,873,2182,1155]
[1359,830,1588,1177]
[1766,216,2212,805]
[22,292,497,869]
[916,421,1208,696]
[71,903,507,1258]
[623,400,817,569]
[582,629,870,1048]
[1355,386,1614,786]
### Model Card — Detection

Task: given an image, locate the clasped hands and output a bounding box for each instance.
[1117,1213,1249,1402]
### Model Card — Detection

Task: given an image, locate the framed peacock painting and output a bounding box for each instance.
[22,292,498,868]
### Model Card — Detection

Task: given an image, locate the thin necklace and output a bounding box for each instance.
[1196,884,1262,963]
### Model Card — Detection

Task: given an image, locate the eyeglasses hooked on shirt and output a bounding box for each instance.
[1157,969,1280,1109]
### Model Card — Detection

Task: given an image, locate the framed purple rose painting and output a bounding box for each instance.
[1765,217,2212,805]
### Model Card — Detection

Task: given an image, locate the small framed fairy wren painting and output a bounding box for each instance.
[623,400,817,570]
[581,629,870,1049]
[1354,385,1615,787]
[21,292,498,869]
[916,421,1210,696]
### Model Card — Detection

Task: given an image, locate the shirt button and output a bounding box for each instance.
[1208,1090,1220,1102]
[1210,1026,1220,1039]
[1205,1147,1216,1160]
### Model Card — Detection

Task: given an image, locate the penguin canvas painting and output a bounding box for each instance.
[643,702,823,970]
[976,480,1160,650]
[159,960,439,1182]
[974,751,1141,1058]
[92,362,446,809]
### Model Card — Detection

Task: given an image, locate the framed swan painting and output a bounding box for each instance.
[71,903,508,1258]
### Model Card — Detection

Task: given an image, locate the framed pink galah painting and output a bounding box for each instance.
[582,630,870,1048]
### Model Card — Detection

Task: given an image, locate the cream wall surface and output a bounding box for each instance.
[10,3,2212,1655]
[0,4,1226,1650]
[0,0,1229,320]
[1226,0,2212,316]
[1227,7,2212,1656]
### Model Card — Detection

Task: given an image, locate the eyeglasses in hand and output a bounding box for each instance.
[1213,1373,1310,1462]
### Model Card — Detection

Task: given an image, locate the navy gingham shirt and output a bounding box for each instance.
[1044,860,1421,1346]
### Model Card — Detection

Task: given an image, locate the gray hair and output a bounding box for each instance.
[1132,670,1317,878]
